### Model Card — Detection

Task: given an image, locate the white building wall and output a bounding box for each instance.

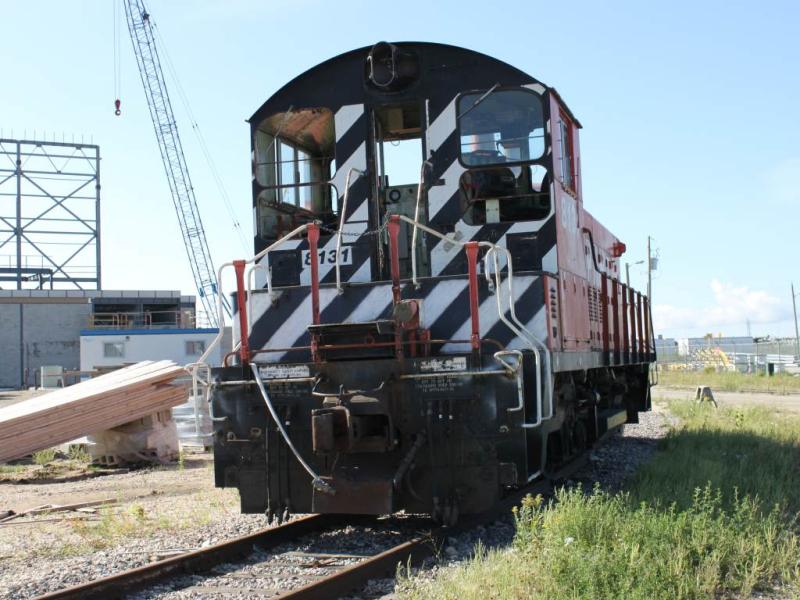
[80,329,223,371]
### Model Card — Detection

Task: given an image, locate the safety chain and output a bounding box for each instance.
[317,219,398,272]
[317,221,389,239]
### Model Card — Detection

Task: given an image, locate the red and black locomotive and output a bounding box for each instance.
[208,42,655,523]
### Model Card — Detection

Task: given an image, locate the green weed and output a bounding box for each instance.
[32,448,56,465]
[67,445,91,463]
[399,401,800,599]
[0,464,26,474]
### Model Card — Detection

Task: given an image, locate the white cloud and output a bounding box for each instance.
[653,279,790,335]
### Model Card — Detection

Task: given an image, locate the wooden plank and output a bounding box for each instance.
[0,384,186,441]
[0,391,186,451]
[0,362,183,422]
[0,499,115,523]
[0,387,187,443]
[0,372,185,431]
[0,361,189,463]
[0,388,188,458]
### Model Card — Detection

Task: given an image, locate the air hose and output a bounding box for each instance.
[250,363,335,495]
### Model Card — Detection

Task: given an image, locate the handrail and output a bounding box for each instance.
[188,222,313,396]
[499,246,554,419]
[580,226,602,274]
[398,212,553,426]
[494,350,524,413]
[410,161,432,288]
[88,309,194,330]
[484,246,547,425]
[335,168,365,294]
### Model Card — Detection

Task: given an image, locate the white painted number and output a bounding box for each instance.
[302,247,352,267]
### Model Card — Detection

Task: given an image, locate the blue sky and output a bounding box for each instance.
[1,0,798,338]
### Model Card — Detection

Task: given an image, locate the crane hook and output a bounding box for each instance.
[114,99,121,116]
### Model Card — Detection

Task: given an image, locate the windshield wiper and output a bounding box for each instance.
[457,83,500,120]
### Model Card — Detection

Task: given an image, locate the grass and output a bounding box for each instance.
[398,401,800,599]
[61,489,241,555]
[635,401,800,514]
[32,448,57,465]
[67,445,91,463]
[1,446,95,481]
[67,502,192,553]
[658,369,800,393]
[0,464,26,474]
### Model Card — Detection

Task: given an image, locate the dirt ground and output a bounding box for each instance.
[0,452,214,514]
[0,451,251,561]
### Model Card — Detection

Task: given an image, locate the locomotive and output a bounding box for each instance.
[205,42,655,524]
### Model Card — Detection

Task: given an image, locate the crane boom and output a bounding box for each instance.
[122,0,229,327]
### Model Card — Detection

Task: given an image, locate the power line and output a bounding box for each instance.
[150,20,249,254]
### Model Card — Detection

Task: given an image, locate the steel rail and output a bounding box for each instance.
[33,514,333,600]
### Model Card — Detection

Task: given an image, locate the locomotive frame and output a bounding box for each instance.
[199,42,656,524]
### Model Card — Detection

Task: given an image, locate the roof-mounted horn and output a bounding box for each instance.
[366,41,419,92]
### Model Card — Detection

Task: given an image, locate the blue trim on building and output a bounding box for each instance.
[80,328,219,337]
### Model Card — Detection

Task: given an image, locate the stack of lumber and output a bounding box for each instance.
[0,361,188,463]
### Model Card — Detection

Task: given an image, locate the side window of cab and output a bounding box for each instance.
[558,112,576,192]
[456,88,551,224]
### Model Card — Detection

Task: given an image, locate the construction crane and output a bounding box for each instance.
[121,0,230,327]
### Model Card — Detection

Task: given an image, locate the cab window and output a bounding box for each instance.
[254,107,336,239]
[458,89,544,167]
[559,113,576,190]
[460,165,550,224]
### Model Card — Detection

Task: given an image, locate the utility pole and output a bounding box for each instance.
[792,283,800,359]
[625,262,631,287]
[647,235,652,301]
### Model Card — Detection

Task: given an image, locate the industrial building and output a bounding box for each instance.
[0,289,216,389]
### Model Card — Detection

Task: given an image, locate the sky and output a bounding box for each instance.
[1,0,798,339]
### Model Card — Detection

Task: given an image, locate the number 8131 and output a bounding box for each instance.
[301,247,352,267]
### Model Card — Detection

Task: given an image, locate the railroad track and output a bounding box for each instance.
[35,459,586,600]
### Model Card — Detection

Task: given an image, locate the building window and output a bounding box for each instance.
[458,88,545,167]
[559,114,576,190]
[186,340,206,356]
[103,342,125,358]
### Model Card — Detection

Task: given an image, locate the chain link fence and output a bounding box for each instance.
[655,337,800,375]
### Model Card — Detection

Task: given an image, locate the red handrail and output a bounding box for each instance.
[465,241,481,352]
[233,259,250,363]
[388,215,402,304]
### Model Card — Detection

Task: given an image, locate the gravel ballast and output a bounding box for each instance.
[0,408,673,599]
